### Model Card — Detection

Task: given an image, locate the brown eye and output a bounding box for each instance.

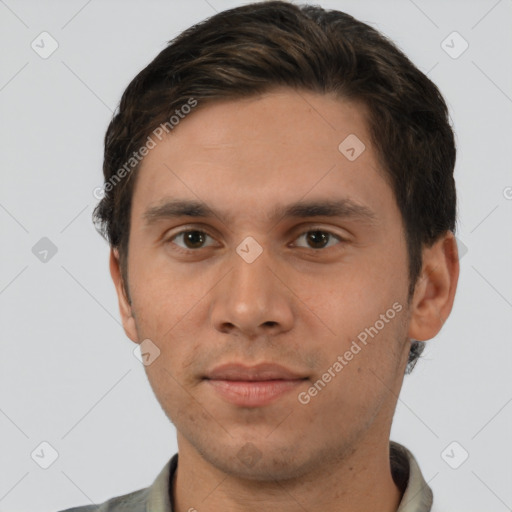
[294,229,343,250]
[168,230,215,250]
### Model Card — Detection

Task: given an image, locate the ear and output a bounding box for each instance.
[109,248,139,344]
[408,231,460,342]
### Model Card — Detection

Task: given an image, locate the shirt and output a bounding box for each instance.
[58,441,439,512]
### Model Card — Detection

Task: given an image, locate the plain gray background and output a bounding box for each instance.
[0,0,511,511]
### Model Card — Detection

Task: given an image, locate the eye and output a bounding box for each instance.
[166,229,216,251]
[293,229,344,250]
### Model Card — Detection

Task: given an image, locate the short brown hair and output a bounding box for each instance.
[93,1,457,373]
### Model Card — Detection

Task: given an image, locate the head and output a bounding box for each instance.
[94,1,458,481]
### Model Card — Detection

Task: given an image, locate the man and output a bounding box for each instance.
[62,1,459,510]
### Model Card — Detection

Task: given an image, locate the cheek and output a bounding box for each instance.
[302,314,407,432]
[306,276,408,397]
[129,263,205,336]
[144,361,198,427]
[306,264,406,336]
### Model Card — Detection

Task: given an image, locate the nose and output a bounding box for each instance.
[209,247,295,338]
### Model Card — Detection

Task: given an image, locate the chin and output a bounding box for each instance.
[197,441,316,482]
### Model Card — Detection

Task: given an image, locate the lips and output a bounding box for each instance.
[204,363,308,407]
[205,362,307,381]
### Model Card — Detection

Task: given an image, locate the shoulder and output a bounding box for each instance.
[57,486,150,512]
[55,454,178,512]
[430,500,447,512]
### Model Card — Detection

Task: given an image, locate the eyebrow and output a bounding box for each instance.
[142,198,378,227]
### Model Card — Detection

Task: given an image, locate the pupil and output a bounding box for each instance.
[185,231,204,248]
[307,231,328,248]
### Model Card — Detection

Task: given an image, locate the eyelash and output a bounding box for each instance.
[165,227,345,253]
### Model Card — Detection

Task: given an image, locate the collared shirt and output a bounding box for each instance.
[59,441,439,512]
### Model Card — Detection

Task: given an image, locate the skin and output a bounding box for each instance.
[110,88,459,512]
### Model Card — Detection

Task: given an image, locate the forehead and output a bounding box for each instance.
[130,88,393,226]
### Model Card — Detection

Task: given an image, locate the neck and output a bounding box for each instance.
[172,435,402,512]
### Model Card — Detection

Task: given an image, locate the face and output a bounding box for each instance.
[113,88,420,480]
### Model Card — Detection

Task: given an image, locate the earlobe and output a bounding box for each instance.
[407,232,460,342]
[109,248,140,344]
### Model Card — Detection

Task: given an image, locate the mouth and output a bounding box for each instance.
[204,362,308,407]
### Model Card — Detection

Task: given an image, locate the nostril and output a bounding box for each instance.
[219,322,235,333]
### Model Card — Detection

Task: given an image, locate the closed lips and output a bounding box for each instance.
[205,363,308,381]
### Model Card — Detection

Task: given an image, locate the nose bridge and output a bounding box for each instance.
[210,243,294,335]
